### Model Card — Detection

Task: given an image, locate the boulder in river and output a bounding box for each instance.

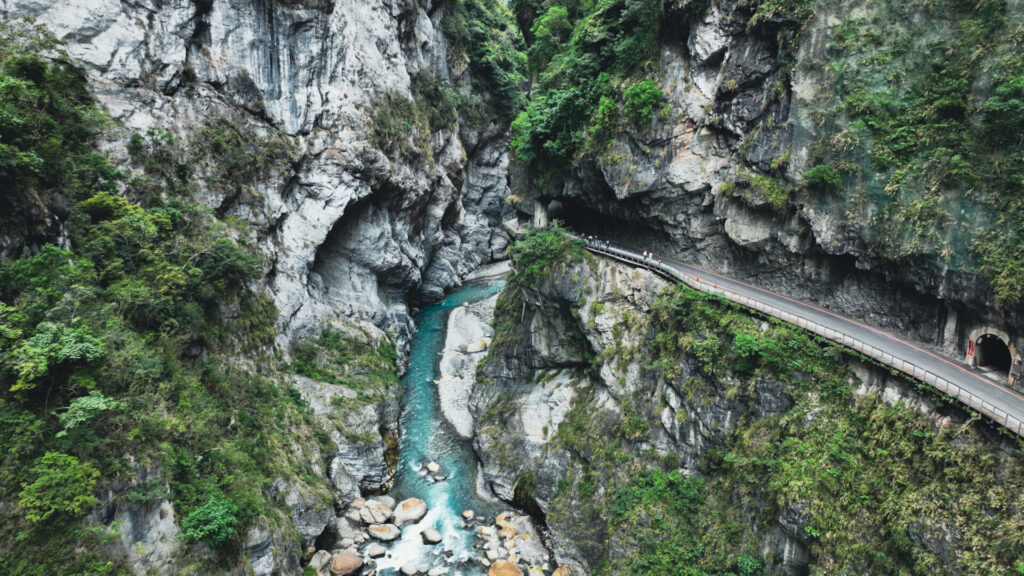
[462,510,474,521]
[309,550,332,572]
[360,499,393,524]
[421,527,443,544]
[394,498,428,526]
[426,461,441,474]
[489,560,524,576]
[367,543,387,558]
[329,551,362,575]
[368,523,401,541]
[335,517,364,544]
[552,567,571,576]
[401,565,420,575]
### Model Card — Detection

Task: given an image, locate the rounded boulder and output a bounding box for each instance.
[368,523,401,541]
[394,498,428,526]
[489,560,524,576]
[329,551,362,576]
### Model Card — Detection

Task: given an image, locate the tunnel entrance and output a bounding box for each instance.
[976,333,1011,373]
[544,196,660,244]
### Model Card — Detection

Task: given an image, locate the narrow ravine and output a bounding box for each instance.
[370,271,513,575]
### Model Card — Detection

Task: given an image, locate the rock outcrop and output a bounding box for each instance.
[0,0,517,573]
[511,0,1024,358]
[0,0,516,359]
[472,252,1024,574]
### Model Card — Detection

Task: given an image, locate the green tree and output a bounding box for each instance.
[18,452,100,523]
[983,74,1024,144]
[509,222,584,284]
[180,494,240,547]
[801,164,842,193]
[6,322,105,393]
[623,79,662,126]
[529,6,571,73]
[56,391,124,438]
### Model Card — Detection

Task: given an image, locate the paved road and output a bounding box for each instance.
[582,239,1024,438]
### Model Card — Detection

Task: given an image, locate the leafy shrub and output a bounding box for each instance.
[412,70,461,131]
[983,74,1024,144]
[180,494,240,547]
[6,322,105,393]
[585,95,620,154]
[198,119,295,189]
[56,391,124,438]
[508,222,584,285]
[18,452,100,523]
[801,164,842,193]
[737,554,763,576]
[623,79,662,126]
[369,91,431,161]
[748,173,790,211]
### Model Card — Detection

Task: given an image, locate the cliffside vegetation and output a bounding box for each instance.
[483,247,1024,575]
[801,0,1024,305]
[0,24,342,574]
[508,0,666,176]
[507,0,1024,311]
[443,0,528,122]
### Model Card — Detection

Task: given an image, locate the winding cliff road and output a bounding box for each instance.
[582,239,1024,439]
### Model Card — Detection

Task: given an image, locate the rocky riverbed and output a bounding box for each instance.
[306,275,560,576]
[303,495,563,576]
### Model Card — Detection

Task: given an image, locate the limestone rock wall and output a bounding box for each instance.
[517,0,1021,358]
[0,0,515,355]
[471,254,1023,574]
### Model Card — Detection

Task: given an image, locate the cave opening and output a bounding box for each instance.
[976,333,1011,373]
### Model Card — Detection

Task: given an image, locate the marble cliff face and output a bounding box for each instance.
[1,0,516,356]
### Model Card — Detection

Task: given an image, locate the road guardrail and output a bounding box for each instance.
[580,239,1024,438]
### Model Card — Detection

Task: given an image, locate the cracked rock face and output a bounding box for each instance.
[470,256,1011,575]
[1,0,515,359]
[0,0,517,573]
[520,0,1016,353]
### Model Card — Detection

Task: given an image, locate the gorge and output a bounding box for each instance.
[1,0,1024,574]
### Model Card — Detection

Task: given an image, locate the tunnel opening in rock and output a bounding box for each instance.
[546,196,662,247]
[976,334,1011,373]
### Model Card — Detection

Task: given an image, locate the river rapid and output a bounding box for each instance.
[373,279,507,575]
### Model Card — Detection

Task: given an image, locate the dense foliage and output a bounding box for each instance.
[0,20,119,242]
[443,0,528,121]
[509,0,665,175]
[289,328,398,397]
[179,494,241,547]
[17,452,100,524]
[489,256,1024,575]
[0,24,330,575]
[508,222,584,285]
[802,0,1024,304]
